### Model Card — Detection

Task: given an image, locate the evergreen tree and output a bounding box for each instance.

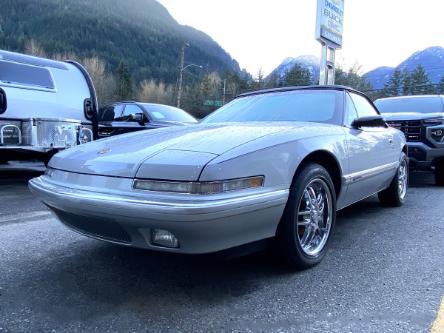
[334,65,372,92]
[250,68,266,90]
[409,65,434,95]
[383,69,403,97]
[265,72,281,89]
[116,61,133,100]
[438,76,444,94]
[283,64,312,87]
[402,69,413,95]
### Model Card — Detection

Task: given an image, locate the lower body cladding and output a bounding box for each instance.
[28,173,289,254]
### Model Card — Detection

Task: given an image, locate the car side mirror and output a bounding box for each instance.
[132,113,145,125]
[352,115,387,129]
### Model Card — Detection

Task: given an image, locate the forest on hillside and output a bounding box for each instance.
[0,0,240,83]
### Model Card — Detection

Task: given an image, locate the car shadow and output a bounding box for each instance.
[408,170,436,188]
[0,162,45,184]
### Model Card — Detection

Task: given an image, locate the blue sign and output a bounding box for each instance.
[315,0,344,48]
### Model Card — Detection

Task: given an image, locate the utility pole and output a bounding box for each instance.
[177,42,187,108]
[176,42,202,108]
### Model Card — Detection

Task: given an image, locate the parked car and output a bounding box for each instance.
[0,49,97,164]
[375,95,444,185]
[97,102,197,138]
[29,86,407,270]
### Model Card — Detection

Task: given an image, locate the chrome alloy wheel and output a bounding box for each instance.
[296,178,333,257]
[398,159,408,200]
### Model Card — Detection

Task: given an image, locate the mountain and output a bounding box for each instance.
[364,46,444,89]
[267,55,320,82]
[363,66,395,91]
[0,0,241,83]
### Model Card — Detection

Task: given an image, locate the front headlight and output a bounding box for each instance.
[423,117,444,125]
[133,176,264,195]
[431,128,444,142]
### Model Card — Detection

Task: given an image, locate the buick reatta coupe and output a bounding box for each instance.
[29,86,408,269]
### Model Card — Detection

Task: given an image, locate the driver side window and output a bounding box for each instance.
[349,93,379,118]
[345,93,359,127]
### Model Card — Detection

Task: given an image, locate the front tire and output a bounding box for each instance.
[274,163,336,270]
[378,153,408,207]
[435,159,444,186]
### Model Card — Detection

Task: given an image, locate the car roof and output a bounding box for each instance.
[375,95,444,102]
[113,101,179,109]
[237,85,366,98]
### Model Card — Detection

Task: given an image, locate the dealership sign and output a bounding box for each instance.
[315,0,344,48]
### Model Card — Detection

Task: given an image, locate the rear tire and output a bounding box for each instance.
[378,153,408,207]
[435,159,444,186]
[273,163,336,270]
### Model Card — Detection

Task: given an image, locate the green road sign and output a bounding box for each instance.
[204,100,223,107]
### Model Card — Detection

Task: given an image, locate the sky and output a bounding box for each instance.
[157,0,444,76]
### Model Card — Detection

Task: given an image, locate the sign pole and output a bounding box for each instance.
[327,45,336,85]
[319,43,336,85]
[319,43,328,85]
[315,0,344,86]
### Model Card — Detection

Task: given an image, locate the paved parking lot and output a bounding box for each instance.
[0,163,443,332]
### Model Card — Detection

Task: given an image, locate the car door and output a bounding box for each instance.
[342,92,398,206]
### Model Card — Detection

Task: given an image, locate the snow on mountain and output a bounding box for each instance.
[364,46,444,89]
[267,55,320,82]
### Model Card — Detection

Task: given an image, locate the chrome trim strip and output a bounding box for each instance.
[343,162,399,185]
[29,176,289,214]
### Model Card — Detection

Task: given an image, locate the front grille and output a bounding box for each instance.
[51,207,132,244]
[387,120,422,142]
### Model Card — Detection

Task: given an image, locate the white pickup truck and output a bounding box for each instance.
[0,50,98,164]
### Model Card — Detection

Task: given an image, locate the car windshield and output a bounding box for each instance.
[201,90,341,124]
[142,104,197,123]
[375,97,444,114]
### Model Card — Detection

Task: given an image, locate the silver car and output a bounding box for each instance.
[29,86,408,269]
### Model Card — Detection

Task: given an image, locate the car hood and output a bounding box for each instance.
[382,112,444,121]
[49,123,294,179]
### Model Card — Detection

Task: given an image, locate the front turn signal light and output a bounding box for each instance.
[133,176,265,195]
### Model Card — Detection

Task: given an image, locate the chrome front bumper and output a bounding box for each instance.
[29,175,289,254]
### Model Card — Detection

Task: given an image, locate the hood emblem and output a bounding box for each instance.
[97,148,111,155]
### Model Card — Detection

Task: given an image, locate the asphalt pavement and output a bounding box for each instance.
[0,163,443,332]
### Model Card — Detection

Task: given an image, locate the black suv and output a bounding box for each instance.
[375,95,444,185]
[98,101,197,138]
